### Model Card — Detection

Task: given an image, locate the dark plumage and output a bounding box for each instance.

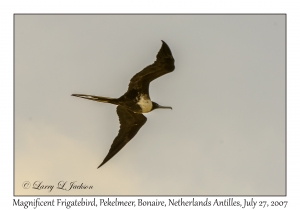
[72,40,175,168]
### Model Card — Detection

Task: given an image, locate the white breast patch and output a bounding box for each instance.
[137,95,153,113]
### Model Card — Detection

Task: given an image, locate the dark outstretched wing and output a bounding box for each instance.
[98,105,147,168]
[127,40,175,95]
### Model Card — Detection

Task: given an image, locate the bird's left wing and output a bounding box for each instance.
[98,105,147,168]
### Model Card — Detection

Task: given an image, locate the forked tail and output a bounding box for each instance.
[72,94,118,105]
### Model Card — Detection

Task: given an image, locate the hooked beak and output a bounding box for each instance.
[157,105,172,110]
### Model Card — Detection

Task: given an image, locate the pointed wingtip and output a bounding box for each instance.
[97,161,106,169]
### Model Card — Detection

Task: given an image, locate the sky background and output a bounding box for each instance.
[14,14,285,196]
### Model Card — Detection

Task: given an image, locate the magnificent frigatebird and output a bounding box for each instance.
[72,40,175,168]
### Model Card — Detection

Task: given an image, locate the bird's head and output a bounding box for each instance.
[152,102,172,111]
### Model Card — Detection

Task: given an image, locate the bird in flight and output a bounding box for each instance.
[72,40,175,168]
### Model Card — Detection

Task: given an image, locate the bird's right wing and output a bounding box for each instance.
[98,105,147,168]
[128,40,175,94]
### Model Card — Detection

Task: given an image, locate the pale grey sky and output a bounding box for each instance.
[15,14,285,195]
